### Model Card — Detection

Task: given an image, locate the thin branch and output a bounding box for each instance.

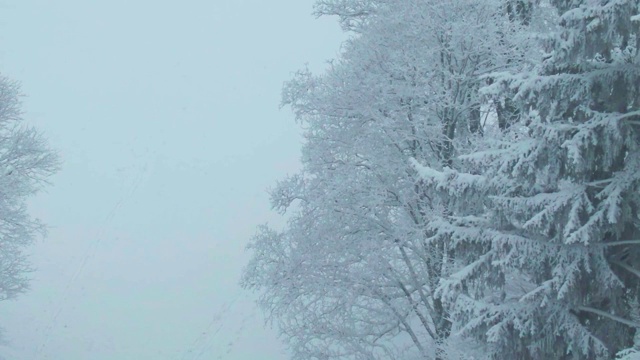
[577,306,640,328]
[611,260,640,280]
[376,291,428,357]
[397,280,437,339]
[602,240,640,247]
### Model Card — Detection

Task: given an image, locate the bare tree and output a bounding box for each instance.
[0,75,58,301]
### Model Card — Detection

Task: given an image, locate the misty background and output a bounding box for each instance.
[0,0,343,359]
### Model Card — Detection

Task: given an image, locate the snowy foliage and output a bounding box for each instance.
[244,0,640,359]
[425,0,640,358]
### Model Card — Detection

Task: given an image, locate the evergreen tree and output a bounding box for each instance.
[417,0,640,358]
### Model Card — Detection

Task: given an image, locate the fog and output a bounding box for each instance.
[0,1,343,358]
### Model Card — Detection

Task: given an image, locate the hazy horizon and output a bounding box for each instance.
[0,1,344,359]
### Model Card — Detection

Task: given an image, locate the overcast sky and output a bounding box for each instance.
[0,1,343,359]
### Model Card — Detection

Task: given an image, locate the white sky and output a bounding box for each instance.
[0,1,344,359]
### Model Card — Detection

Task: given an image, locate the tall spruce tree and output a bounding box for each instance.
[415,0,640,358]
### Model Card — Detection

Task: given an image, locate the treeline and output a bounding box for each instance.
[243,1,640,359]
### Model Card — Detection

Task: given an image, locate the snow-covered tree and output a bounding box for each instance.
[412,0,640,358]
[243,1,538,359]
[0,75,58,301]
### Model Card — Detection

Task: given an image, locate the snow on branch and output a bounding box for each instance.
[576,306,640,329]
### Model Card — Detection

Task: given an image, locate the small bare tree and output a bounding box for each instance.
[0,75,58,301]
